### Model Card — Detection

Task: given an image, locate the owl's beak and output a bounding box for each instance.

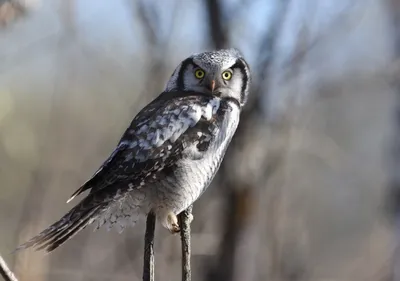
[210,80,216,92]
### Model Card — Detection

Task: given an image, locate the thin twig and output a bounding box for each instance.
[143,212,156,281]
[0,254,18,281]
[179,206,192,281]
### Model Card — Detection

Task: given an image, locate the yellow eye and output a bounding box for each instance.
[222,71,232,80]
[194,69,205,79]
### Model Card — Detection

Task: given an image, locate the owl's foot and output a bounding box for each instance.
[160,211,180,234]
[187,213,194,224]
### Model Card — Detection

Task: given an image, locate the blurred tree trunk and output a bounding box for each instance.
[202,1,297,281]
[204,0,227,49]
[386,0,400,280]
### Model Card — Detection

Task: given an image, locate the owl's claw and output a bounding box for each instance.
[188,213,194,224]
[170,222,180,234]
[165,212,180,234]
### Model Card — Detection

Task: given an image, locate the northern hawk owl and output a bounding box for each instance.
[19,48,251,252]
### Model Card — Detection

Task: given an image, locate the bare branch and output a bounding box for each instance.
[279,0,362,82]
[179,206,192,281]
[129,0,178,108]
[136,0,159,47]
[247,0,291,117]
[0,254,18,281]
[143,213,156,281]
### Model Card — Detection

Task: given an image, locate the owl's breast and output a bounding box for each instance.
[170,99,240,207]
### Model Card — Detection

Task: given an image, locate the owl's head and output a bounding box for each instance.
[165,48,251,107]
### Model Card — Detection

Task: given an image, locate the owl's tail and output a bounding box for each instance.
[16,196,105,253]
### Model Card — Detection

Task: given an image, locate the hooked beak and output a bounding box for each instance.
[210,80,216,92]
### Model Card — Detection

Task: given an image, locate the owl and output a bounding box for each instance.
[18,48,251,252]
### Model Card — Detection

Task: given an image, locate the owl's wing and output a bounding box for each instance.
[67,92,220,202]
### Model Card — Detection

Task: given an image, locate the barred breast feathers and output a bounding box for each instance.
[176,97,241,203]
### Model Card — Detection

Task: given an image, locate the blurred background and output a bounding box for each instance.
[1,0,400,280]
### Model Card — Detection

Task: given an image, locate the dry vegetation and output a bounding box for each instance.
[1,0,400,280]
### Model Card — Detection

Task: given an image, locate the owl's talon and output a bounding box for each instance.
[170,222,180,234]
[162,211,180,234]
[188,213,194,224]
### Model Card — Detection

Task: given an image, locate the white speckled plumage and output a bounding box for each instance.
[19,48,251,252]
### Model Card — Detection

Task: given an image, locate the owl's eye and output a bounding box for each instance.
[221,70,232,80]
[194,69,205,79]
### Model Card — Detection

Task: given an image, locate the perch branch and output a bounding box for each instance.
[179,206,193,281]
[0,254,18,281]
[142,212,156,281]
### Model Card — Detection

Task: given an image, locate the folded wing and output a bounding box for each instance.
[67,92,220,202]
